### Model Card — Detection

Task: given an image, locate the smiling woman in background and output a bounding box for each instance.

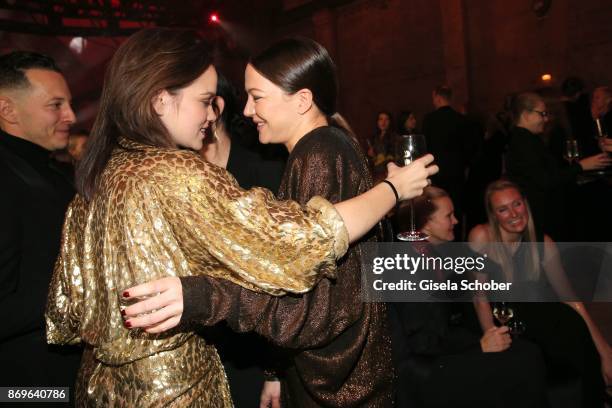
[469,179,610,407]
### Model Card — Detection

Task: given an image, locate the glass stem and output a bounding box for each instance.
[409,199,416,233]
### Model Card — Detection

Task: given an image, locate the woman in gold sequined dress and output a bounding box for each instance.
[45,28,437,407]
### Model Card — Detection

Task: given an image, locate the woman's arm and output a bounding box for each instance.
[473,298,496,332]
[468,225,496,332]
[45,197,87,345]
[542,236,612,384]
[335,156,436,242]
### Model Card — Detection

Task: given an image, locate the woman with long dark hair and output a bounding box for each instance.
[45,29,437,406]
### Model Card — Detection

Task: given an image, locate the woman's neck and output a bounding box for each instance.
[284,114,329,153]
[500,228,522,244]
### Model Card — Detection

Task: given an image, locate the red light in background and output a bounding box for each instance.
[209,13,219,23]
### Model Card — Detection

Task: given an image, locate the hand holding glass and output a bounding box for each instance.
[396,134,428,242]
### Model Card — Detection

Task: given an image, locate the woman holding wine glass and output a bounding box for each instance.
[505,92,611,240]
[469,179,611,406]
[389,186,548,407]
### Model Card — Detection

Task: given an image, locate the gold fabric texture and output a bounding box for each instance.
[45,138,348,407]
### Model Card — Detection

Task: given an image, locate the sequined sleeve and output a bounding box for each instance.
[45,195,87,345]
[154,151,349,295]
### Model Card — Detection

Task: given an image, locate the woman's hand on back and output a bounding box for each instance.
[122,276,184,333]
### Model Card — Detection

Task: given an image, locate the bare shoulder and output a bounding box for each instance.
[468,224,491,243]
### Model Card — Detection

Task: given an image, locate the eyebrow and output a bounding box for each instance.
[246,87,264,93]
[199,92,216,97]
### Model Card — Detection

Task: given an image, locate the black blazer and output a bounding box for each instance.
[505,126,580,239]
[422,106,479,191]
[0,130,81,388]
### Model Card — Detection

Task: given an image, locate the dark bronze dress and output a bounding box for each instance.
[181,126,394,407]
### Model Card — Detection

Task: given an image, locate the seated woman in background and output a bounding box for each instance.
[389,186,548,408]
[469,179,611,407]
[45,28,436,407]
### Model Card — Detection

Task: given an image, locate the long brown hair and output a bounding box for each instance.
[249,37,357,140]
[484,179,540,281]
[77,28,213,201]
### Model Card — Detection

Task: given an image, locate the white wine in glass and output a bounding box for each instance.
[492,302,514,325]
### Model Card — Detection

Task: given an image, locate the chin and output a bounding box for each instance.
[258,133,271,145]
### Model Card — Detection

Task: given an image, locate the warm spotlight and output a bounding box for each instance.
[541,73,552,81]
[209,13,220,23]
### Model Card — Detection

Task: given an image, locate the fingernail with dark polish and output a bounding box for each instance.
[124,321,132,328]
[122,291,130,298]
[120,309,126,317]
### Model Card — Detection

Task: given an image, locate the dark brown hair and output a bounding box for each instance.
[77,28,213,201]
[250,37,356,139]
[0,51,61,91]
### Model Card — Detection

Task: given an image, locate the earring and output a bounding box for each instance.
[212,123,219,141]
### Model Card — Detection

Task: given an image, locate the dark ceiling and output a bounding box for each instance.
[0,0,225,36]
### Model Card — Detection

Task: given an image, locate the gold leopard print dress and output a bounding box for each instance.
[45,138,348,407]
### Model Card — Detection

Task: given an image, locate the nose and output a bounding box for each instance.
[64,104,76,125]
[451,215,458,225]
[206,102,217,123]
[243,96,254,119]
[508,208,517,218]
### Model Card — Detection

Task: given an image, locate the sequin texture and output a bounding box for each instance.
[46,138,349,406]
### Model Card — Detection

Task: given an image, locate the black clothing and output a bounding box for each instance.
[0,129,81,390]
[181,126,394,407]
[226,140,285,192]
[515,302,605,408]
[422,106,480,237]
[389,242,548,408]
[506,126,581,241]
[564,96,598,156]
[207,141,285,408]
[482,236,605,407]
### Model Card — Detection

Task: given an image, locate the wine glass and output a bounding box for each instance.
[564,139,579,163]
[492,302,514,326]
[508,319,526,336]
[595,118,610,157]
[396,134,428,242]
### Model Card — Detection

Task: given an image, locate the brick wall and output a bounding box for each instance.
[274,0,612,139]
